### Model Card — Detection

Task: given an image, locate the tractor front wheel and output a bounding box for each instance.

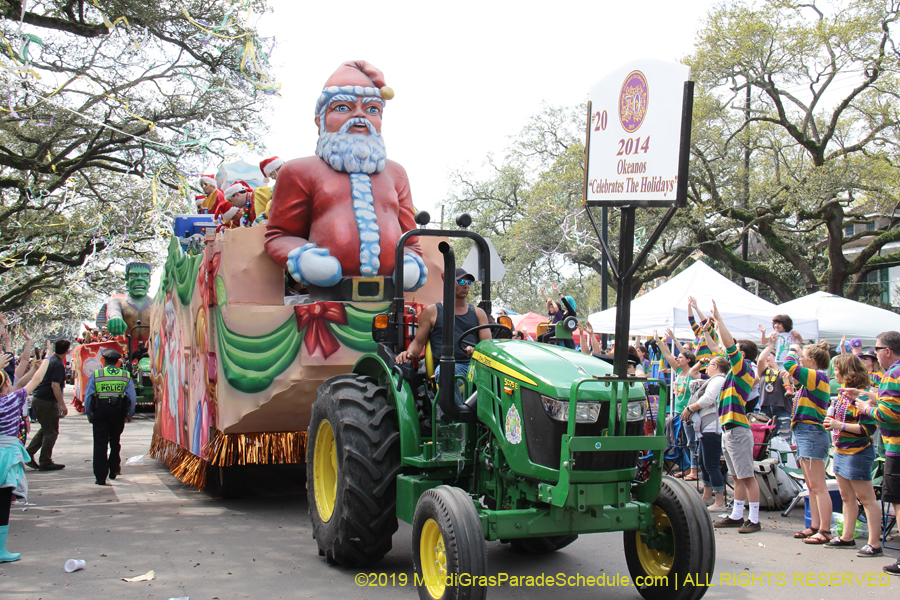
[623,476,715,600]
[307,374,400,567]
[412,486,486,600]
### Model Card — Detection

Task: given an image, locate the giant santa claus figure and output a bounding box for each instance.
[264,61,427,298]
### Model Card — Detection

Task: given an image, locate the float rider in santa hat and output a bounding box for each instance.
[218,180,256,229]
[264,60,426,300]
[197,174,226,214]
[254,156,284,222]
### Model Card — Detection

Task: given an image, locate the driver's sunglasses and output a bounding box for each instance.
[456,279,474,286]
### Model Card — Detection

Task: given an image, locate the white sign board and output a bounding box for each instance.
[586,60,691,207]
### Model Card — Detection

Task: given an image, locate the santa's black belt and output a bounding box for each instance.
[307,277,395,302]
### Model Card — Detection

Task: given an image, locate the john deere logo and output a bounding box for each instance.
[619,71,648,133]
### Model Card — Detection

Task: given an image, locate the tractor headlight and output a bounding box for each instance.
[626,400,647,422]
[541,395,601,423]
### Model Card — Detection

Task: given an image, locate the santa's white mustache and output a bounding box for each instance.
[339,117,378,135]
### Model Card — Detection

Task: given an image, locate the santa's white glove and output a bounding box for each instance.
[397,251,428,292]
[286,243,342,287]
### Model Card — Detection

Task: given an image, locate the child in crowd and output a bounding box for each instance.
[825,354,882,556]
[756,344,794,437]
[538,283,575,349]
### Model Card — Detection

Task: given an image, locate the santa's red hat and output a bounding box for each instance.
[199,174,217,187]
[315,60,394,116]
[259,156,284,178]
[224,180,252,200]
[194,194,207,207]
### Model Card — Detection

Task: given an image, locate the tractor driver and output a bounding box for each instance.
[395,268,490,402]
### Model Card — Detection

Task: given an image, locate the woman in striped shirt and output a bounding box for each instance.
[784,340,833,544]
[824,354,882,556]
[0,343,51,562]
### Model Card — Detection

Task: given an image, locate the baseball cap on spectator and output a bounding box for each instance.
[850,338,862,348]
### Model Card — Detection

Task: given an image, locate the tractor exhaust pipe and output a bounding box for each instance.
[437,241,474,422]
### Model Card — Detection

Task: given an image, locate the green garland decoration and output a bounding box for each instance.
[161,236,202,305]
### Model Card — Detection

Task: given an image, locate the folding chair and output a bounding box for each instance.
[871,457,899,551]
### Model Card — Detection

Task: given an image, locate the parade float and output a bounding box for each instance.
[72,263,155,412]
[148,61,445,494]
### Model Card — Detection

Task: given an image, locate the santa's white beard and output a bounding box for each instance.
[316,118,387,174]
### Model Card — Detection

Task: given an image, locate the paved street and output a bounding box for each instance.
[0,391,897,599]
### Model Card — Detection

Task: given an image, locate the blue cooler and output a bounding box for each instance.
[803,485,843,527]
[173,214,218,237]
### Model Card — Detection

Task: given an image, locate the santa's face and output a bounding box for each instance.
[201,181,216,195]
[322,98,382,134]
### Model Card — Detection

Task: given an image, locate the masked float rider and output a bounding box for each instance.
[264,61,427,300]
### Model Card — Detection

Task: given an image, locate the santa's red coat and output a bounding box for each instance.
[264,157,421,276]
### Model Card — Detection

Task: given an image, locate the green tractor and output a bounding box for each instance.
[307,213,714,600]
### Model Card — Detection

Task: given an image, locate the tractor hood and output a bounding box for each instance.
[470,340,646,402]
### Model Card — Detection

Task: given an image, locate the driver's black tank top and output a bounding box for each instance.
[431,302,480,362]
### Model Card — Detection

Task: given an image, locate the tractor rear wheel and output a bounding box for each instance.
[623,476,715,600]
[307,374,400,567]
[506,535,579,554]
[412,486,486,600]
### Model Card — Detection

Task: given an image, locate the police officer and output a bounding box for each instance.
[84,349,136,486]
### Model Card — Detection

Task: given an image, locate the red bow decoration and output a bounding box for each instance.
[294,302,348,359]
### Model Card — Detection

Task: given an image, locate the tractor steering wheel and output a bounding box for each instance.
[457,323,514,355]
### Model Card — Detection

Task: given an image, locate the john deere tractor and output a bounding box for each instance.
[307,213,714,600]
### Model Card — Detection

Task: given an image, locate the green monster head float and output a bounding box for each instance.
[105,262,153,337]
[125,262,152,300]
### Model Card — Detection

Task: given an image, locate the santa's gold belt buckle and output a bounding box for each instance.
[351,277,384,301]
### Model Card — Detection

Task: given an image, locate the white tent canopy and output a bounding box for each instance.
[776,291,900,349]
[587,261,819,341]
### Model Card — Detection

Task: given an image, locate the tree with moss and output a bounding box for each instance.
[0,0,275,315]
[445,0,900,308]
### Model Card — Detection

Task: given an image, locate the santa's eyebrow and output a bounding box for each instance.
[360,96,384,106]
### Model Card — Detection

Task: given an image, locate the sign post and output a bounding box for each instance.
[583,60,694,377]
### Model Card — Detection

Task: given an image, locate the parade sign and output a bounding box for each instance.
[585,60,692,207]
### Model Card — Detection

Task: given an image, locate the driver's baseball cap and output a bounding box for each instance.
[455,268,475,282]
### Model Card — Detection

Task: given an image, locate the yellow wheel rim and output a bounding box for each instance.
[635,505,674,577]
[313,419,337,522]
[420,518,447,598]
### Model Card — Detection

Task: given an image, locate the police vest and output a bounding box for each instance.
[93,366,130,399]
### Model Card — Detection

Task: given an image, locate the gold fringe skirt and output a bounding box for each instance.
[149,430,307,491]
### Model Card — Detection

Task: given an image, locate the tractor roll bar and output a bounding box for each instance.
[392,228,492,353]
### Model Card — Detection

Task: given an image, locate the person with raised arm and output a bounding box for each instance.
[708,299,762,534]
[0,340,52,562]
[783,338,833,544]
[687,296,721,362]
[653,328,698,480]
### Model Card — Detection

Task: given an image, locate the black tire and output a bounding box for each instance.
[623,476,716,600]
[217,465,242,500]
[412,486,486,600]
[506,534,579,554]
[307,374,401,567]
